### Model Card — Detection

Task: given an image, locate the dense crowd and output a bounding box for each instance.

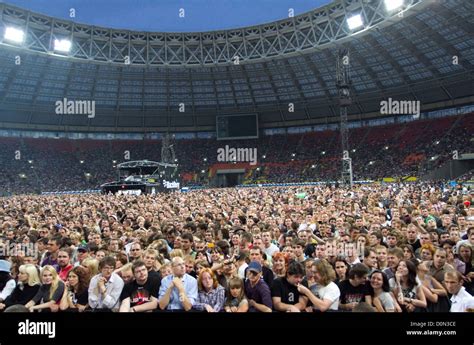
[0,182,473,313]
[0,113,472,195]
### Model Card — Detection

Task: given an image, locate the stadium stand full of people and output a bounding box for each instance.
[0,183,473,313]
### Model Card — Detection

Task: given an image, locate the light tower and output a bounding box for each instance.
[336,48,353,188]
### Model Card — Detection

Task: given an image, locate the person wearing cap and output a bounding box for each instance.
[244,261,272,312]
[0,260,16,303]
[245,247,274,287]
[74,244,90,267]
[445,270,474,312]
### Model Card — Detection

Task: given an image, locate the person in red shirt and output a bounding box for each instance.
[58,248,73,282]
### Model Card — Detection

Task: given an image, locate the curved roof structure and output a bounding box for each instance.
[0,0,473,132]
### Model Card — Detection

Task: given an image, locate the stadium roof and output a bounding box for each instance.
[0,0,473,133]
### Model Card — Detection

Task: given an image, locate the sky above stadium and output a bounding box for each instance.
[2,0,332,32]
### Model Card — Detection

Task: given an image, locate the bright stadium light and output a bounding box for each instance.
[384,0,404,12]
[54,39,72,52]
[347,14,364,30]
[4,27,24,43]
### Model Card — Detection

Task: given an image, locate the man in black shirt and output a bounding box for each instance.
[338,263,369,311]
[119,260,160,312]
[271,261,307,312]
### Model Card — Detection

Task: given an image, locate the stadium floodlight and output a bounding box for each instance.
[4,27,25,43]
[347,14,364,30]
[54,39,72,53]
[384,0,404,12]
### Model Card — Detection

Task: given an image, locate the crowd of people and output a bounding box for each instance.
[0,182,473,313]
[0,112,472,195]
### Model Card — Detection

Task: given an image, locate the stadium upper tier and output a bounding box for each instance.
[0,0,473,132]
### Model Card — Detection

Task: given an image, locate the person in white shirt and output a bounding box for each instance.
[262,230,280,260]
[297,259,340,312]
[444,270,474,312]
[88,256,124,311]
[0,260,16,302]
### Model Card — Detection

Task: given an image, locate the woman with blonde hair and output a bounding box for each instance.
[115,263,134,284]
[81,257,99,277]
[25,265,65,312]
[0,264,41,311]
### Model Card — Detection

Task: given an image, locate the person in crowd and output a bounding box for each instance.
[88,256,124,311]
[60,266,90,312]
[271,261,307,312]
[297,259,341,312]
[57,248,74,281]
[0,260,16,304]
[333,257,350,285]
[244,261,272,312]
[416,261,448,312]
[158,257,198,311]
[338,263,370,311]
[224,277,248,313]
[393,260,427,312]
[366,270,398,312]
[25,265,65,312]
[193,268,225,312]
[119,260,160,312]
[0,264,40,310]
[445,270,474,312]
[271,252,288,279]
